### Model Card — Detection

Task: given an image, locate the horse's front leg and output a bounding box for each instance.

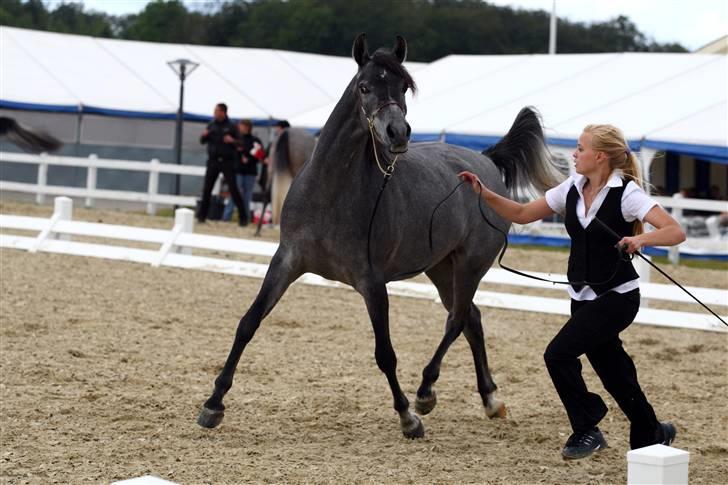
[197,249,301,428]
[358,281,424,439]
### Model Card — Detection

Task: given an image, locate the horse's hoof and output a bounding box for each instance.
[197,406,225,428]
[485,400,507,419]
[415,391,437,415]
[401,413,425,439]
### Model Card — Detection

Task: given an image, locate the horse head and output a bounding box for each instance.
[352,34,415,154]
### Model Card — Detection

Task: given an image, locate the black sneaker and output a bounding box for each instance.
[660,422,677,446]
[562,428,608,460]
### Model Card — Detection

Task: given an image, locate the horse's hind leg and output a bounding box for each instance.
[197,249,301,428]
[358,281,424,439]
[416,259,505,418]
[462,303,506,418]
[415,259,462,415]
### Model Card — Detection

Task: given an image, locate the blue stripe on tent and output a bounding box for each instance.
[508,235,727,261]
[642,139,728,165]
[443,133,502,151]
[0,100,277,125]
[411,133,441,143]
[441,132,726,165]
[0,99,80,113]
[546,137,642,152]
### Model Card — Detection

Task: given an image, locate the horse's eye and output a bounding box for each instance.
[359,85,370,94]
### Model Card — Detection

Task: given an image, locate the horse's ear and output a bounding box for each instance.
[393,35,407,64]
[352,33,370,67]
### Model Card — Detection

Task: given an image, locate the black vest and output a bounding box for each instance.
[565,179,639,295]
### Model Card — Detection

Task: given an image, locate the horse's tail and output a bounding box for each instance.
[0,117,62,153]
[483,107,563,195]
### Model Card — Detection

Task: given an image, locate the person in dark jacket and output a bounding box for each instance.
[197,103,247,226]
[222,119,265,224]
[459,123,686,460]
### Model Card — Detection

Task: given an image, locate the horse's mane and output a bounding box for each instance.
[369,49,417,94]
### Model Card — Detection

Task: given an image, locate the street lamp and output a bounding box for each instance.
[167,58,200,198]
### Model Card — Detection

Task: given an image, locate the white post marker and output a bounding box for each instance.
[668,193,683,265]
[172,207,193,255]
[36,152,48,205]
[29,196,72,252]
[51,196,72,242]
[111,476,178,485]
[147,158,160,215]
[85,154,97,208]
[627,444,689,485]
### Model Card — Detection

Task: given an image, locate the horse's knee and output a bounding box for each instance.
[374,347,396,374]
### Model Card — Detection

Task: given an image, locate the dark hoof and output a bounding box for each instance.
[197,406,224,428]
[402,414,425,439]
[415,391,437,415]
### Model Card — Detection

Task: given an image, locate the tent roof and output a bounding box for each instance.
[1,26,725,162]
[293,52,728,162]
[0,26,426,122]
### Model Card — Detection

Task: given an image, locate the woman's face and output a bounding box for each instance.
[573,131,602,176]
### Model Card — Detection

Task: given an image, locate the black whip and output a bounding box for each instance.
[590,216,727,327]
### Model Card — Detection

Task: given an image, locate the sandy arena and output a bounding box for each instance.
[1,200,726,484]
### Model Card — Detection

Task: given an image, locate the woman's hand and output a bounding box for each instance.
[617,235,644,254]
[458,171,483,192]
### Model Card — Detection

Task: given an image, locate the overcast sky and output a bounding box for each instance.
[62,0,728,51]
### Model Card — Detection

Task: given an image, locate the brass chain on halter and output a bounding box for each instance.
[361,103,401,179]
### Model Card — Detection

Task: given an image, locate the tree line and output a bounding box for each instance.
[1,0,687,61]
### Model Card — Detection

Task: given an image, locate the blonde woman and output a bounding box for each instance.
[459,124,685,460]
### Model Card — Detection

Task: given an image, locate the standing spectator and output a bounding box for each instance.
[222,119,265,225]
[197,103,247,226]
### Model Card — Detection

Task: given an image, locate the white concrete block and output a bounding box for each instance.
[111,475,178,485]
[627,444,689,485]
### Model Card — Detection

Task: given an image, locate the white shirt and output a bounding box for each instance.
[545,171,658,301]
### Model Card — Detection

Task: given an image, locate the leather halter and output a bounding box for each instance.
[359,98,406,178]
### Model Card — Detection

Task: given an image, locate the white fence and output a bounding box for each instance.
[0,151,206,214]
[1,196,725,332]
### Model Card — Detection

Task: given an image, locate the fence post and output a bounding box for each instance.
[152,207,193,267]
[52,196,73,242]
[30,196,72,252]
[147,158,160,215]
[668,193,683,265]
[173,207,193,255]
[85,154,98,208]
[36,152,48,205]
[627,444,689,485]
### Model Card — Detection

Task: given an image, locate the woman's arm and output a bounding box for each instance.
[618,205,686,253]
[458,171,554,225]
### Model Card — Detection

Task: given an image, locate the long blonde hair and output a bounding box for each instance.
[583,124,644,235]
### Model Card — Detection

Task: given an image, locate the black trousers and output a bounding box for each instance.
[197,158,246,223]
[543,289,663,449]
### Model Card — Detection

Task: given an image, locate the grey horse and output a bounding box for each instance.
[267,127,317,224]
[198,34,561,438]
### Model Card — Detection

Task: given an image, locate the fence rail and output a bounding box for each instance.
[1,196,725,332]
[0,151,205,213]
[2,151,727,263]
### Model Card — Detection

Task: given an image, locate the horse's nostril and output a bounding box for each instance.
[405,123,412,137]
[386,124,395,139]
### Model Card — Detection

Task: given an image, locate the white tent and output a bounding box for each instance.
[293,53,728,163]
[1,26,725,163]
[0,26,424,122]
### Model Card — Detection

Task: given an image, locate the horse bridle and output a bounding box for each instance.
[359,97,406,178]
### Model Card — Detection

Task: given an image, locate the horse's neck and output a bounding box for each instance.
[309,93,390,186]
